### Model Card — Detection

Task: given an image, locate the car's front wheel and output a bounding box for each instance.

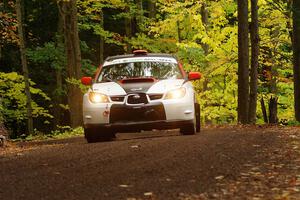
[84,127,115,143]
[180,103,200,135]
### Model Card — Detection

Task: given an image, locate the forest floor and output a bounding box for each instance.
[0,126,300,200]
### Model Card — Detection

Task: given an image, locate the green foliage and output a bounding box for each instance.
[27,38,96,78]
[27,39,66,71]
[0,72,53,137]
[77,0,124,46]
[286,120,300,126]
[24,126,83,141]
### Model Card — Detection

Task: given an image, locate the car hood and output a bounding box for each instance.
[91,79,185,95]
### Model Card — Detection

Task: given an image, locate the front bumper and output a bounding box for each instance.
[83,91,195,130]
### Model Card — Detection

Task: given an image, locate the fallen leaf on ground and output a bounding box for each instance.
[119,184,131,188]
[144,192,153,196]
[215,176,224,180]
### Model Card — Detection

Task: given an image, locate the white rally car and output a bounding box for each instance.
[81,50,201,142]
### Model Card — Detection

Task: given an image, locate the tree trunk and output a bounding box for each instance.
[248,0,259,124]
[100,9,104,64]
[269,96,278,124]
[293,1,300,121]
[177,20,182,43]
[148,0,156,20]
[260,97,268,123]
[58,0,83,128]
[199,0,210,122]
[136,0,143,33]
[125,1,132,53]
[287,0,293,41]
[16,0,33,135]
[200,1,209,55]
[52,12,64,129]
[237,0,250,124]
[53,68,63,129]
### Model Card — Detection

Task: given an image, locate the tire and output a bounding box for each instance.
[84,127,115,143]
[195,103,201,133]
[180,103,200,135]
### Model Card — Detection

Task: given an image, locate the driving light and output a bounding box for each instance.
[89,92,109,103]
[165,87,186,99]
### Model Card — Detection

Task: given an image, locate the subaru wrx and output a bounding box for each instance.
[81,50,201,142]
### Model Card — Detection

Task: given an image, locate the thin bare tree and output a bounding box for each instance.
[16,0,33,134]
[293,0,300,121]
[248,0,259,124]
[237,0,250,124]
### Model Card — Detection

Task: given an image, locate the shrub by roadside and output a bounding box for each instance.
[24,126,83,141]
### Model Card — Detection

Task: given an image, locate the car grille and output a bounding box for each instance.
[110,103,166,123]
[110,93,163,103]
[127,93,148,104]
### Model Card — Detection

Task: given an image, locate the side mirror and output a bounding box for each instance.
[188,72,202,81]
[81,77,92,85]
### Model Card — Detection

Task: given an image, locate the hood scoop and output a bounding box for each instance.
[119,78,156,84]
[118,78,157,93]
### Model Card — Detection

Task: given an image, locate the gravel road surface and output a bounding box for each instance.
[1,127,300,200]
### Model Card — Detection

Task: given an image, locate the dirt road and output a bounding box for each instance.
[1,127,300,200]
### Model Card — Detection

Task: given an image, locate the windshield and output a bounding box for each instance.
[97,62,183,82]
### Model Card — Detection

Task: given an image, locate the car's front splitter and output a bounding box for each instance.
[84,119,194,133]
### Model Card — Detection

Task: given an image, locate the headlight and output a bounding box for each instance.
[165,87,186,99]
[89,92,109,103]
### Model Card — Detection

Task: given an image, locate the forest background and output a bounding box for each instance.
[0,0,299,138]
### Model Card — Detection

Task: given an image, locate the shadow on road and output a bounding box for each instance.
[115,129,199,142]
